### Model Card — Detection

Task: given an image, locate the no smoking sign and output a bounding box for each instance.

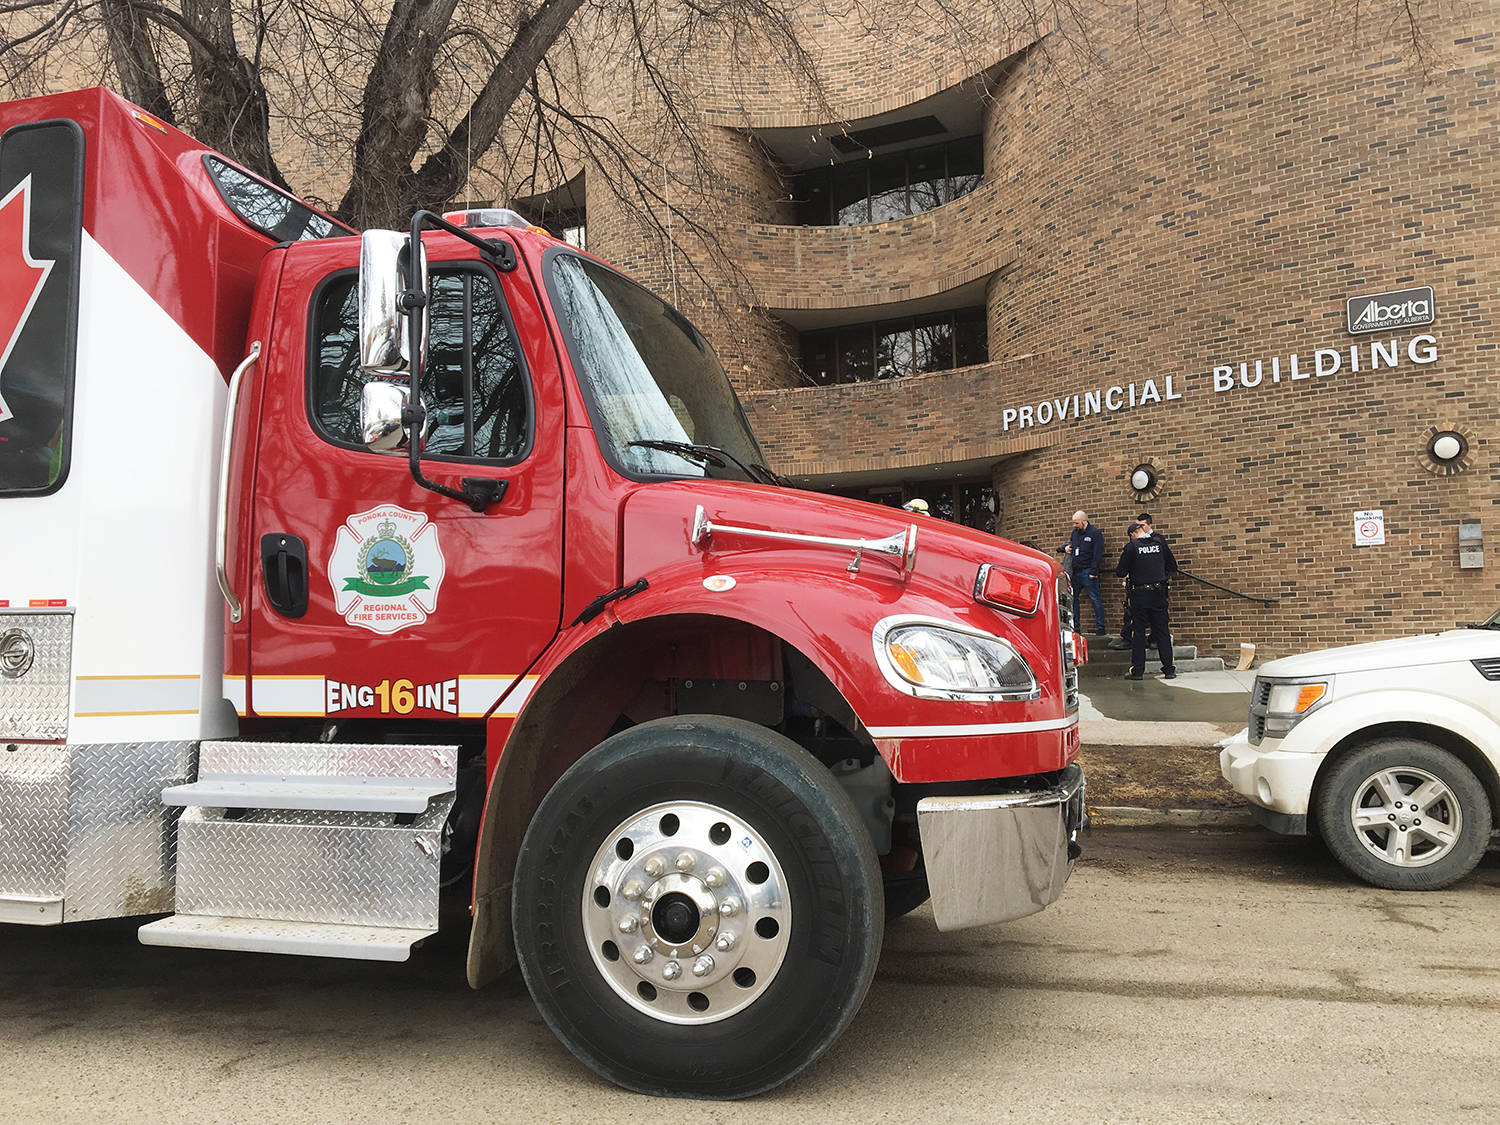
[1354,509,1385,547]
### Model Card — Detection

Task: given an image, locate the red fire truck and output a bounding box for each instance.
[0,88,1086,1097]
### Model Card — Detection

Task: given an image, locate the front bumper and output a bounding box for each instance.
[1219,728,1324,821]
[916,764,1085,931]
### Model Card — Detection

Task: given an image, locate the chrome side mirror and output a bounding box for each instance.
[359,380,409,453]
[359,381,435,454]
[358,229,427,375]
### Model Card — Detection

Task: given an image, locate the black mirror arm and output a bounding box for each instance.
[399,210,513,513]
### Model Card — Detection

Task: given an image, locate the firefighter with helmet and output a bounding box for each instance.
[902,498,929,514]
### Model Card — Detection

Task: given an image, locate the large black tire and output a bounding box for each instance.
[512,716,885,1098]
[1315,738,1492,890]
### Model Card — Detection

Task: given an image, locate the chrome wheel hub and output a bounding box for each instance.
[582,800,790,1023]
[1350,766,1463,868]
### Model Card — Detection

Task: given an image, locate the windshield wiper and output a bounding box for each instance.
[628,439,779,485]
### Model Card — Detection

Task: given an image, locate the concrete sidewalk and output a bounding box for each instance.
[1076,661,1255,819]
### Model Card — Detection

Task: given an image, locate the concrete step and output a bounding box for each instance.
[1086,643,1199,664]
[1084,656,1226,674]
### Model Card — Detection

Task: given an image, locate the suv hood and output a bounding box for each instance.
[1260,628,1500,678]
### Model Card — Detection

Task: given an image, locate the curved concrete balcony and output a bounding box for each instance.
[736,185,1013,319]
[740,356,1057,480]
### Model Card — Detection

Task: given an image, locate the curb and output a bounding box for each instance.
[1087,805,1259,829]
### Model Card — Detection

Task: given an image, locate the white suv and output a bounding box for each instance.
[1221,609,1500,889]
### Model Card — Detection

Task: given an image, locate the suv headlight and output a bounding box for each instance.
[873,616,1038,701]
[1260,679,1330,738]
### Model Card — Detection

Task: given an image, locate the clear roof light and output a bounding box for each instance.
[442,207,532,230]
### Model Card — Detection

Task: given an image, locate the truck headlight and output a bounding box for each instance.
[873,616,1038,701]
[1262,680,1329,738]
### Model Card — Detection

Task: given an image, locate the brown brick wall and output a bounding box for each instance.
[683,2,1500,658]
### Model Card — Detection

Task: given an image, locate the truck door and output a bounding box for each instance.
[244,240,564,725]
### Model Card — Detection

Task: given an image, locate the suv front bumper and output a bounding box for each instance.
[916,764,1086,931]
[1219,727,1324,827]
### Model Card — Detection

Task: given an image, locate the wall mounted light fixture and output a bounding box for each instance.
[1129,462,1161,501]
[1419,424,1473,477]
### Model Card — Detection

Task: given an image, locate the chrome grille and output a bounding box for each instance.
[1059,576,1078,713]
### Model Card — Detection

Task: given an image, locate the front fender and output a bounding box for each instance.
[598,554,1074,784]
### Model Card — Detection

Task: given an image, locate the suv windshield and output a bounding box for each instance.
[547,253,766,482]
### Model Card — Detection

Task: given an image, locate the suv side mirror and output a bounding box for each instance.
[358,229,427,375]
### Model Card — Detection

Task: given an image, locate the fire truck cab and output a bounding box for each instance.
[0,88,1085,1097]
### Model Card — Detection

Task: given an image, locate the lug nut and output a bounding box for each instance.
[643,856,666,878]
[704,867,726,889]
[662,960,682,981]
[618,915,640,934]
[632,944,654,965]
[715,930,737,952]
[719,896,742,917]
[692,954,715,977]
[621,880,644,901]
[675,852,695,873]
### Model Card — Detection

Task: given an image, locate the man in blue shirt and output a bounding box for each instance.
[1065,510,1106,634]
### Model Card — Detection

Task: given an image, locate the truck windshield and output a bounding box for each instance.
[547,252,767,482]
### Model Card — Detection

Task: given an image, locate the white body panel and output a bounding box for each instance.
[1221,631,1500,818]
[2,233,237,744]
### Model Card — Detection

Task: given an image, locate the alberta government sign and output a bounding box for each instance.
[1346,286,1434,335]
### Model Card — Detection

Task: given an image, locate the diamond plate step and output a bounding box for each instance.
[160,741,458,951]
[162,777,451,814]
[167,741,459,813]
[138,915,430,961]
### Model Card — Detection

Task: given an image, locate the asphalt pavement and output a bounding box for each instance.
[2,828,1497,1123]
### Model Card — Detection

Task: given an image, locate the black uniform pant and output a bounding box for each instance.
[1128,587,1174,675]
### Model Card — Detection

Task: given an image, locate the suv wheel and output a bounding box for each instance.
[1315,737,1492,890]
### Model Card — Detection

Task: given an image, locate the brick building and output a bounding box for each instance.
[542,0,1499,659]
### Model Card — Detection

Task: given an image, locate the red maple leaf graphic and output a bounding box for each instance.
[0,175,56,425]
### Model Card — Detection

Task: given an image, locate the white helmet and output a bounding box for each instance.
[902,498,930,514]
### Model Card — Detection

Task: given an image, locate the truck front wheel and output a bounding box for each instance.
[1315,738,1493,890]
[512,716,884,1098]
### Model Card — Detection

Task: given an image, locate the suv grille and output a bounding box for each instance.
[1248,677,1270,745]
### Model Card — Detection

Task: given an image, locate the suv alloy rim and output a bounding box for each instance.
[581,800,791,1023]
[1349,766,1463,868]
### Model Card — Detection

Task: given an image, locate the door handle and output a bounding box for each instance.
[260,533,309,618]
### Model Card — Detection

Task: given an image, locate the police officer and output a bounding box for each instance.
[1111,511,1165,650]
[1115,520,1178,679]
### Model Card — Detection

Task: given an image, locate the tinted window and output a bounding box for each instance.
[0,120,82,496]
[205,157,345,243]
[791,136,983,228]
[797,308,987,385]
[311,268,528,462]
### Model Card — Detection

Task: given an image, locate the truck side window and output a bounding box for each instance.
[310,267,529,463]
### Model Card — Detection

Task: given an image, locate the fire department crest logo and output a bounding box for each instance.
[329,505,445,635]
